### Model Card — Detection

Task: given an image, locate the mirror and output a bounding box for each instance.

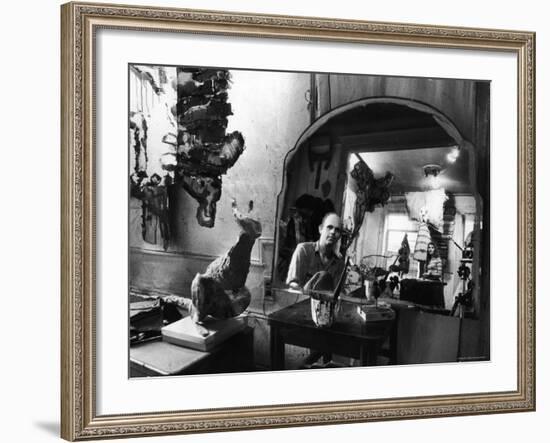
[341,147,479,311]
[272,100,486,318]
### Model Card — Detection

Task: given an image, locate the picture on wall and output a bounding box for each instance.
[128,64,490,377]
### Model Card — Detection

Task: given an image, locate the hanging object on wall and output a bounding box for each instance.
[347,154,394,246]
[321,179,332,198]
[161,132,177,148]
[180,175,222,228]
[128,65,179,250]
[130,173,171,251]
[189,200,262,323]
[175,68,245,227]
[308,135,334,190]
[129,111,148,174]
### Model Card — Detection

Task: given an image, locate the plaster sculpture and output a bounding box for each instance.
[190,200,262,323]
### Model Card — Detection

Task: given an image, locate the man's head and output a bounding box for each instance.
[318,212,342,249]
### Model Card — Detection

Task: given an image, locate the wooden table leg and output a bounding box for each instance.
[360,340,379,366]
[270,325,285,370]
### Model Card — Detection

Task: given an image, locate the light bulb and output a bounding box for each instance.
[447,147,459,163]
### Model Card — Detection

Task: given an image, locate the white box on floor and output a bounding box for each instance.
[161,316,246,351]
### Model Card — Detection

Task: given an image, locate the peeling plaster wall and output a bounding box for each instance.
[129,65,178,251]
[128,66,178,180]
[170,70,310,257]
[130,69,311,298]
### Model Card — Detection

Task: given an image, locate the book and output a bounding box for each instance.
[357,303,396,322]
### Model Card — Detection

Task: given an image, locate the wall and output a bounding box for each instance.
[277,74,487,320]
[355,208,387,265]
[129,65,178,251]
[130,69,311,298]
[445,195,477,309]
[3,1,547,443]
[325,74,477,142]
[129,65,178,181]
[130,247,266,298]
[171,70,311,256]
[283,135,346,218]
[131,60,485,308]
[283,75,481,210]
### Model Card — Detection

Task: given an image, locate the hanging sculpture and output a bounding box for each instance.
[180,175,222,228]
[175,68,245,227]
[347,155,394,246]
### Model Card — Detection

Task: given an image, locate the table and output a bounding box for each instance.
[130,327,253,376]
[268,299,394,370]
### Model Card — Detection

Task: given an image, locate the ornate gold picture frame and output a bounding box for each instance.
[61,1,535,440]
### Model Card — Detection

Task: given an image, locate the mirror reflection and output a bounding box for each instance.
[273,102,483,319]
[128,66,491,376]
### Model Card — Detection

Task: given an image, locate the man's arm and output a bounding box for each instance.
[286,243,307,288]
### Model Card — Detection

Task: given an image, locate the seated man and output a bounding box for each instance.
[286,212,345,290]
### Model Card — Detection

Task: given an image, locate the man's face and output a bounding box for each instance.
[428,243,435,255]
[319,214,342,248]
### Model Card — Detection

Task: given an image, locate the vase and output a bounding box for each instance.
[309,291,340,328]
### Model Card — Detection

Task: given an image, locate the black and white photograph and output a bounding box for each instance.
[128,64,490,377]
[2,0,546,441]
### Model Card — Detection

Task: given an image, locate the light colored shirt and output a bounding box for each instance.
[425,256,443,278]
[286,241,345,288]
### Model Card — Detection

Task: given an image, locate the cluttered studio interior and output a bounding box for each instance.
[129,65,490,376]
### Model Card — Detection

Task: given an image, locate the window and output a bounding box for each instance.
[385,213,418,251]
